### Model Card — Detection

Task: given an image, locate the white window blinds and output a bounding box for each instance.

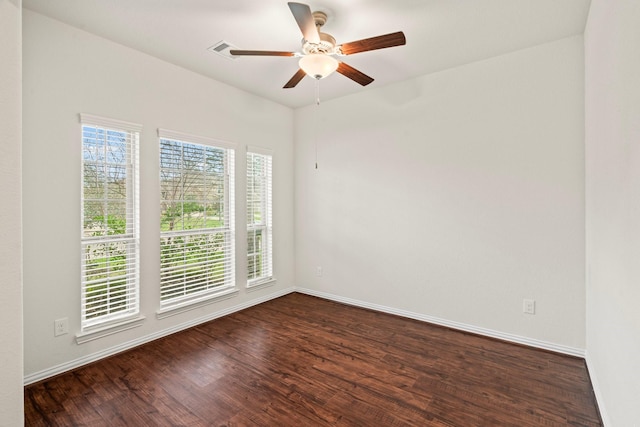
[247,148,273,285]
[159,129,235,307]
[80,114,141,329]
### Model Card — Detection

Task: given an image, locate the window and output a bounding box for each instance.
[159,129,235,309]
[247,148,273,286]
[80,114,140,330]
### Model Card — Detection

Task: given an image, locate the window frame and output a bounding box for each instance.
[79,113,142,332]
[157,128,236,315]
[246,146,273,288]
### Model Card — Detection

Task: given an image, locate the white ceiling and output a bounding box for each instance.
[22,0,591,108]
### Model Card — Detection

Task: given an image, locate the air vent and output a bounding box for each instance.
[208,40,240,60]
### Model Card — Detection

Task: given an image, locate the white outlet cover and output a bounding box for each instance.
[523,299,536,315]
[54,318,69,336]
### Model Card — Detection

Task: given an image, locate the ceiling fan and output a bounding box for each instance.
[230,2,406,89]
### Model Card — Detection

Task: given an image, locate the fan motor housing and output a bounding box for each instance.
[301,10,336,55]
[303,32,336,54]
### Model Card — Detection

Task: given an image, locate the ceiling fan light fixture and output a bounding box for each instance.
[299,54,338,80]
[233,3,406,89]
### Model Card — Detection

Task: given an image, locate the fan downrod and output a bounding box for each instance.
[302,11,336,54]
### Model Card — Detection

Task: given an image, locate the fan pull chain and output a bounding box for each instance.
[314,78,320,169]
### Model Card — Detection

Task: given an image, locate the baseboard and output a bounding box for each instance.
[585,352,611,426]
[24,286,296,386]
[295,287,586,358]
[25,285,587,385]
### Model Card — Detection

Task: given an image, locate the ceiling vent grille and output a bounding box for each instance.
[208,41,240,60]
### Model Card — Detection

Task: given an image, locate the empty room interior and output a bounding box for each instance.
[1,0,639,425]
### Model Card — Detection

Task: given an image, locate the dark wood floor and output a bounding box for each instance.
[25,292,602,426]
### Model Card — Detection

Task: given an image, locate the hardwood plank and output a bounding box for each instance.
[25,293,602,426]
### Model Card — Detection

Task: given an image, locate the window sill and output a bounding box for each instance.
[76,315,146,344]
[156,287,239,320]
[246,278,276,292]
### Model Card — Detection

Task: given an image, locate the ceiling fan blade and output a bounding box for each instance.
[230,50,296,57]
[337,62,374,86]
[338,31,406,55]
[288,2,320,44]
[283,69,307,89]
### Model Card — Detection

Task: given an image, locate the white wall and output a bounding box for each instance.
[22,10,295,379]
[295,36,586,351]
[0,1,24,424]
[585,0,640,424]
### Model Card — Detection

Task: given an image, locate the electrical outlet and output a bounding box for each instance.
[523,299,535,315]
[54,318,69,337]
[316,266,323,277]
